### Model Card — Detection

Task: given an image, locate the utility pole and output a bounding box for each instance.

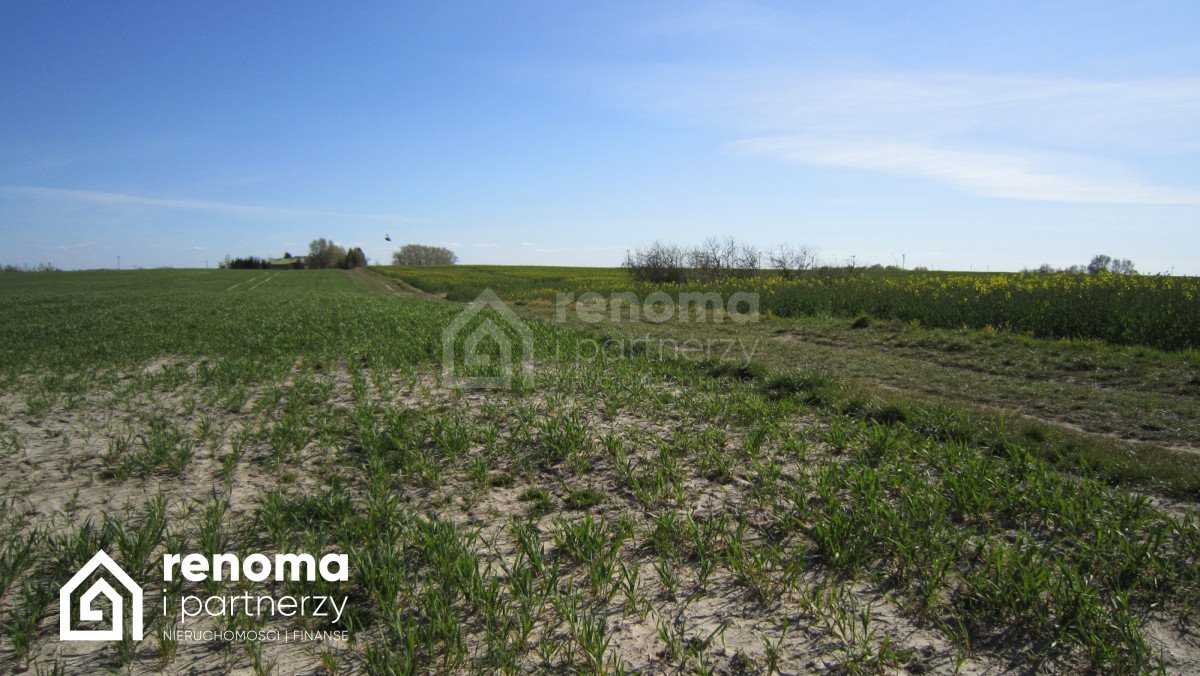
[117,255,121,271]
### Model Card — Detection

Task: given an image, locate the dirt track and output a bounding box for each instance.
[345,268,441,299]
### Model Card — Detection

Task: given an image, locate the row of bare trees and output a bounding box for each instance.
[623,237,819,283]
[1,262,60,272]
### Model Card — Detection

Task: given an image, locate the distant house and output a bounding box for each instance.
[268,256,306,269]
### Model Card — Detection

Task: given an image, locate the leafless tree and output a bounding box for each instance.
[624,241,688,282]
[768,244,819,278]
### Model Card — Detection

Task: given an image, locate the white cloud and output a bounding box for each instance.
[614,69,1200,150]
[0,185,416,222]
[604,67,1200,204]
[731,138,1200,204]
[474,242,500,248]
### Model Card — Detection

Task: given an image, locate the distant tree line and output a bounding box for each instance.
[308,238,367,269]
[220,238,368,270]
[392,244,458,266]
[625,242,1147,283]
[1,262,60,272]
[623,237,822,283]
[1025,254,1138,276]
[223,256,270,270]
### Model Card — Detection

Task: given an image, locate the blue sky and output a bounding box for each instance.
[2,1,1198,272]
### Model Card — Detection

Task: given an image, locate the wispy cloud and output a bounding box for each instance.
[604,67,1200,204]
[0,185,417,222]
[614,69,1200,148]
[731,138,1200,204]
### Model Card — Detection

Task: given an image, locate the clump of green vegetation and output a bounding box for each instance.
[488,473,514,488]
[520,486,555,519]
[564,487,607,510]
[763,369,840,406]
[704,359,769,381]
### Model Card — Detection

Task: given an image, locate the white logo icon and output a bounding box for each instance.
[60,550,144,641]
[443,289,534,389]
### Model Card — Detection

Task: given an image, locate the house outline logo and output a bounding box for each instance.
[443,288,534,389]
[60,550,144,642]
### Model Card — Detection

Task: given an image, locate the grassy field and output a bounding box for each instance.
[377,264,1200,350]
[2,268,1200,673]
[373,265,630,302]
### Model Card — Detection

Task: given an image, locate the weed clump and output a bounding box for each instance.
[762,369,840,406]
[841,397,908,426]
[565,487,607,511]
[520,486,555,518]
[704,359,768,381]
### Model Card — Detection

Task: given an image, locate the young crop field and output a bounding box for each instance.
[378,264,1200,350]
[2,268,1200,674]
[374,265,631,303]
